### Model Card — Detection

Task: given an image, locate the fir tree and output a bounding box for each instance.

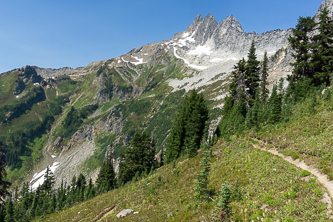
[260,51,269,102]
[311,6,333,86]
[119,132,156,184]
[246,40,260,102]
[213,182,232,221]
[97,150,115,192]
[229,58,250,105]
[165,90,209,163]
[268,85,282,123]
[41,167,55,195]
[194,143,212,203]
[289,16,315,80]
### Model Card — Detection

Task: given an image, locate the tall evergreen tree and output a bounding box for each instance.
[260,51,269,102]
[165,90,209,163]
[96,149,116,192]
[311,6,333,86]
[246,40,261,102]
[229,58,253,107]
[41,167,55,195]
[119,132,156,184]
[184,91,209,158]
[288,16,315,80]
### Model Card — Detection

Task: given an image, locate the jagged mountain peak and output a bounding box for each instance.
[186,14,203,34]
[218,15,244,33]
[191,13,218,44]
[193,14,203,24]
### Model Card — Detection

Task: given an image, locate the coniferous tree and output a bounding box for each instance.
[96,150,115,192]
[184,91,209,158]
[246,40,260,102]
[260,51,269,102]
[288,16,315,80]
[41,167,55,195]
[229,58,249,105]
[119,132,156,184]
[311,6,333,86]
[165,90,209,163]
[194,143,212,203]
[213,182,232,221]
[268,85,282,123]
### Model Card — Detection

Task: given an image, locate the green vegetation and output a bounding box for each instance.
[55,104,98,141]
[165,89,209,162]
[33,138,328,221]
[119,133,157,185]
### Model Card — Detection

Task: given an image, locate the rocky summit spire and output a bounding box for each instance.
[219,15,244,33]
[192,13,218,44]
[186,14,204,33]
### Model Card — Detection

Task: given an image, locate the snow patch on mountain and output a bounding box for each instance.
[30,162,60,191]
[187,45,212,56]
[173,47,208,70]
[131,56,146,65]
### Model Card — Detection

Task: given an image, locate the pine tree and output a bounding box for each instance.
[213,182,232,221]
[311,6,333,86]
[260,51,269,102]
[194,143,212,202]
[219,91,247,138]
[246,40,260,102]
[288,16,315,80]
[96,150,115,192]
[119,132,156,184]
[268,85,282,123]
[229,58,250,105]
[165,90,209,163]
[41,167,55,195]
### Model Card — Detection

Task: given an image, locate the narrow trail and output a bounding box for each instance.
[252,138,333,216]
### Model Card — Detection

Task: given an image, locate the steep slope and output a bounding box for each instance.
[2,0,333,195]
[39,137,331,221]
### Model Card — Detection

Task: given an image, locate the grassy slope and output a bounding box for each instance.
[39,137,329,222]
[36,90,333,222]
[252,91,333,181]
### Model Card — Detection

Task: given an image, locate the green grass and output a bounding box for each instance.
[251,90,333,180]
[38,138,329,221]
[101,99,119,112]
[0,71,19,107]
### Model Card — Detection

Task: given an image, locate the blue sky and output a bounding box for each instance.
[0,0,324,73]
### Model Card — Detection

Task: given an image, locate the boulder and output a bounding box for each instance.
[116,209,139,218]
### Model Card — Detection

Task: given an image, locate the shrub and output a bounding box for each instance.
[299,170,310,177]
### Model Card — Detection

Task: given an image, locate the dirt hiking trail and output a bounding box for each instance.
[252,138,333,216]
